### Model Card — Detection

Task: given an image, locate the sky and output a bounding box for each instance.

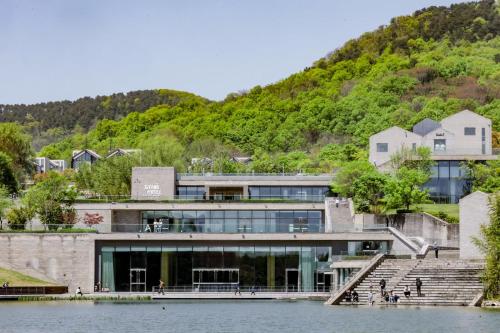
[0,0,460,104]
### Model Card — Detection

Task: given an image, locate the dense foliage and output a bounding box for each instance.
[0,90,208,150]
[38,1,499,170]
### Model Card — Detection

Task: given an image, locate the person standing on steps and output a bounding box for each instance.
[379,278,386,296]
[335,198,340,208]
[433,242,439,258]
[367,290,375,306]
[416,278,422,297]
[404,285,411,298]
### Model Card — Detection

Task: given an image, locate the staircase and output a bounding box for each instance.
[339,259,416,304]
[342,257,484,306]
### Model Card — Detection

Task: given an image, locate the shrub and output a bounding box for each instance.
[6,207,28,230]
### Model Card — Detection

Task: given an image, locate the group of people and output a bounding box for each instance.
[234,284,256,295]
[358,277,424,306]
[144,219,165,233]
[344,289,359,303]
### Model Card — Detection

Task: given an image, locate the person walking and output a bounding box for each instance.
[76,286,83,297]
[433,242,439,259]
[416,278,422,297]
[158,279,165,295]
[379,278,386,296]
[234,284,241,296]
[250,285,256,296]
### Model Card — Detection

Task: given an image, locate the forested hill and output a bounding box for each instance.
[0,90,208,149]
[35,0,500,170]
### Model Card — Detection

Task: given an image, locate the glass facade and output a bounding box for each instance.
[99,244,333,292]
[137,210,324,233]
[424,161,470,203]
[248,186,329,202]
[176,186,206,199]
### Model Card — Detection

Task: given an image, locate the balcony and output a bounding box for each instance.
[75,194,328,203]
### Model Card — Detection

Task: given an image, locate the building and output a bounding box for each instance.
[70,167,414,293]
[369,110,497,203]
[34,157,66,173]
[106,149,141,159]
[71,149,101,170]
[459,191,493,260]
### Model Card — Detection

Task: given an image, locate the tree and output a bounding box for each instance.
[390,146,434,175]
[84,213,104,227]
[0,186,12,230]
[0,152,18,194]
[464,160,500,193]
[473,193,500,299]
[0,123,34,180]
[331,160,377,198]
[383,167,430,211]
[22,172,77,230]
[351,171,388,213]
[6,207,28,230]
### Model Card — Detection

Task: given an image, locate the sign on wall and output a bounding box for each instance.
[144,184,161,196]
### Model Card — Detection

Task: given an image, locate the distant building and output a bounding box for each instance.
[106,149,141,158]
[369,110,497,203]
[231,156,252,164]
[34,157,66,173]
[71,149,101,170]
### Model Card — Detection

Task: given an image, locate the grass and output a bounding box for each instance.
[415,203,459,220]
[0,267,54,287]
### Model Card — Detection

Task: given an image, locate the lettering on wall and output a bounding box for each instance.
[144,184,161,196]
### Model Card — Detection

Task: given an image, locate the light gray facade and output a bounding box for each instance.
[459,191,492,260]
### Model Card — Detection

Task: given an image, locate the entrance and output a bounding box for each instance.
[192,268,239,292]
[315,270,332,292]
[286,268,300,292]
[130,268,146,292]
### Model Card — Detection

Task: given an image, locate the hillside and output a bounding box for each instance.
[30,0,500,170]
[0,89,208,150]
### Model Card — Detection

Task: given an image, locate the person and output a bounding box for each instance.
[234,284,241,296]
[416,278,422,297]
[383,290,390,302]
[335,198,340,208]
[94,281,101,292]
[158,279,165,295]
[433,242,439,259]
[404,285,411,298]
[2,281,9,288]
[76,286,83,296]
[367,290,375,306]
[352,290,359,303]
[153,219,159,232]
[344,290,352,302]
[144,223,151,232]
[379,278,386,296]
[393,292,400,303]
[158,219,164,233]
[250,285,256,295]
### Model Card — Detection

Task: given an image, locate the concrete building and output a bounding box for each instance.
[34,157,66,173]
[369,110,497,203]
[71,149,101,170]
[459,191,493,260]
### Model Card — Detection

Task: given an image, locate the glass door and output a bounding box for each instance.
[130,268,146,292]
[315,271,331,292]
[286,268,300,292]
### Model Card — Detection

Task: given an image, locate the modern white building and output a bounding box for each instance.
[369,110,497,203]
[34,157,66,173]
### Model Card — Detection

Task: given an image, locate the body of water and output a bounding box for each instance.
[0,300,498,333]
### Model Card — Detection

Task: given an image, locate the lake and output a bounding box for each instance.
[0,300,498,333]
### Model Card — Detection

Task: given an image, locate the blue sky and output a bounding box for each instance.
[1,0,459,104]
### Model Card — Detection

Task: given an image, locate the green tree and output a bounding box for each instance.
[0,123,33,181]
[473,193,500,299]
[23,172,77,230]
[331,160,377,198]
[351,171,388,213]
[390,146,434,175]
[465,160,500,193]
[383,167,430,211]
[0,186,12,230]
[6,207,28,230]
[0,152,18,194]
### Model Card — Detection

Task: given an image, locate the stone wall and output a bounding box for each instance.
[0,234,95,293]
[459,191,490,259]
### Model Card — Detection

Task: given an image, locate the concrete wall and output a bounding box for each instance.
[131,167,176,200]
[365,213,459,247]
[0,234,95,293]
[459,191,490,259]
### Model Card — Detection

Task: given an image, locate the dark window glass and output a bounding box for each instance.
[376,143,388,152]
[464,127,476,136]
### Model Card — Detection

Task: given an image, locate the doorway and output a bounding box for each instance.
[286,268,300,292]
[130,268,146,292]
[315,271,332,292]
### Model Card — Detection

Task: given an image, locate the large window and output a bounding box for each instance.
[464,127,476,136]
[433,139,446,152]
[376,143,388,152]
[248,186,329,201]
[424,160,470,203]
[176,186,206,200]
[139,210,325,233]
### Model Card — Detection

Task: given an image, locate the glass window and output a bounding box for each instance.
[438,161,449,178]
[434,139,446,152]
[464,127,476,136]
[376,143,388,152]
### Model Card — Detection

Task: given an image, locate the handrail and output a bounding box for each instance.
[325,253,385,305]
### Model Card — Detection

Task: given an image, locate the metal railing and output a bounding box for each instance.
[150,285,332,293]
[76,194,327,203]
[112,223,326,233]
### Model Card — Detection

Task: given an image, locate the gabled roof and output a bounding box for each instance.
[106,149,141,158]
[370,126,420,139]
[72,149,101,160]
[412,118,441,136]
[441,109,490,123]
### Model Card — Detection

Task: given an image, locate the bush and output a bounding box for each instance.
[6,207,28,230]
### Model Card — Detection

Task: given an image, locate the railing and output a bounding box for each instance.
[76,194,327,203]
[112,223,326,233]
[150,285,332,293]
[177,172,332,178]
[0,286,68,295]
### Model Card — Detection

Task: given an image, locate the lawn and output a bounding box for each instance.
[0,267,54,286]
[415,203,459,221]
